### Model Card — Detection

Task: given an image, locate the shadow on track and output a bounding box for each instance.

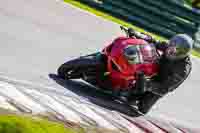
[49,73,141,117]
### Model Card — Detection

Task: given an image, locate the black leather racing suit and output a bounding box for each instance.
[131,32,192,114]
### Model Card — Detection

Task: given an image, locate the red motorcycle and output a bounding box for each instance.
[57,26,160,103]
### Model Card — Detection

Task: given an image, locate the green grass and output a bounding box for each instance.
[192,49,200,58]
[0,111,116,133]
[184,0,193,6]
[0,115,79,133]
[64,0,200,58]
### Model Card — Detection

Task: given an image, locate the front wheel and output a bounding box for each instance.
[57,53,101,80]
[57,61,82,79]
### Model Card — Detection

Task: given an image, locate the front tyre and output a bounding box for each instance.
[57,61,82,79]
[57,53,101,80]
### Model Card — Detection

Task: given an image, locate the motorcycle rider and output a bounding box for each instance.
[126,28,193,114]
[58,25,193,115]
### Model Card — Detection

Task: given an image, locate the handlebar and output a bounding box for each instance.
[120,25,128,33]
[120,26,134,38]
[120,25,150,39]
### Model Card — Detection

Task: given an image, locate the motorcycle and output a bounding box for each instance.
[57,26,161,111]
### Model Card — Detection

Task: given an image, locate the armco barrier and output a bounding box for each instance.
[77,0,200,39]
[104,0,186,33]
[77,0,176,38]
[160,0,200,19]
[142,0,200,24]
[125,0,197,33]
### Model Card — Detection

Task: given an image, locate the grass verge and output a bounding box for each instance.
[64,0,200,58]
[192,49,200,58]
[0,115,78,133]
[0,108,116,133]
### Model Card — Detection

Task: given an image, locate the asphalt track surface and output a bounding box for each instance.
[0,0,200,132]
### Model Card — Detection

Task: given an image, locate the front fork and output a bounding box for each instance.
[114,71,146,103]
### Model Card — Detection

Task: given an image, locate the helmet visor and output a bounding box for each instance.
[166,45,190,60]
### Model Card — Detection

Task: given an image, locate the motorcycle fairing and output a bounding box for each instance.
[102,37,159,90]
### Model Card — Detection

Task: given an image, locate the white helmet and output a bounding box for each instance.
[166,34,193,60]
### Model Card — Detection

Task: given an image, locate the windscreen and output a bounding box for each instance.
[139,43,159,63]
